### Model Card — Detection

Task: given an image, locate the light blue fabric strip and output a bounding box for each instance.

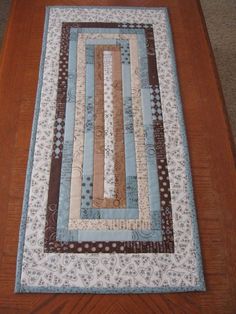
[59,229,137,241]
[58,227,162,241]
[86,38,117,45]
[81,208,139,219]
[137,32,162,229]
[78,27,144,35]
[82,46,94,178]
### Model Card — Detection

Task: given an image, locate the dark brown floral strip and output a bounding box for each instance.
[145,28,174,245]
[44,22,174,253]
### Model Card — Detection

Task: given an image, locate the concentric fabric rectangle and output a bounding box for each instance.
[50,27,167,246]
[57,32,140,228]
[59,35,138,222]
[68,31,158,226]
[15,6,205,294]
[56,30,163,242]
[68,32,152,231]
[81,39,138,218]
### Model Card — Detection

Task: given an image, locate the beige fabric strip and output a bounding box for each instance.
[93,45,126,209]
[92,46,105,206]
[112,48,126,208]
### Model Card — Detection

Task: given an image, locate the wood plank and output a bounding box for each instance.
[0,0,235,313]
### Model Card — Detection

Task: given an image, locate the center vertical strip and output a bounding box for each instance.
[93,45,126,209]
[112,48,126,208]
[103,51,115,198]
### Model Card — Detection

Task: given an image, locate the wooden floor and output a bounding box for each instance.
[0,0,235,313]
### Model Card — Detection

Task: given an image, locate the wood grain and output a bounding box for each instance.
[0,0,235,313]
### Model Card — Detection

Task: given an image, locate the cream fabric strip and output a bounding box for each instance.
[103,50,115,198]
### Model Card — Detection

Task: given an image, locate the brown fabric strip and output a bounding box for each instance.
[92,46,105,206]
[112,48,126,208]
[145,28,173,245]
[92,45,126,208]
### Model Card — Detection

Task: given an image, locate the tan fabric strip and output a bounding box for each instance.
[92,45,126,208]
[112,48,126,208]
[92,46,105,206]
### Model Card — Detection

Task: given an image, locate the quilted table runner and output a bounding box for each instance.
[15,6,205,293]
